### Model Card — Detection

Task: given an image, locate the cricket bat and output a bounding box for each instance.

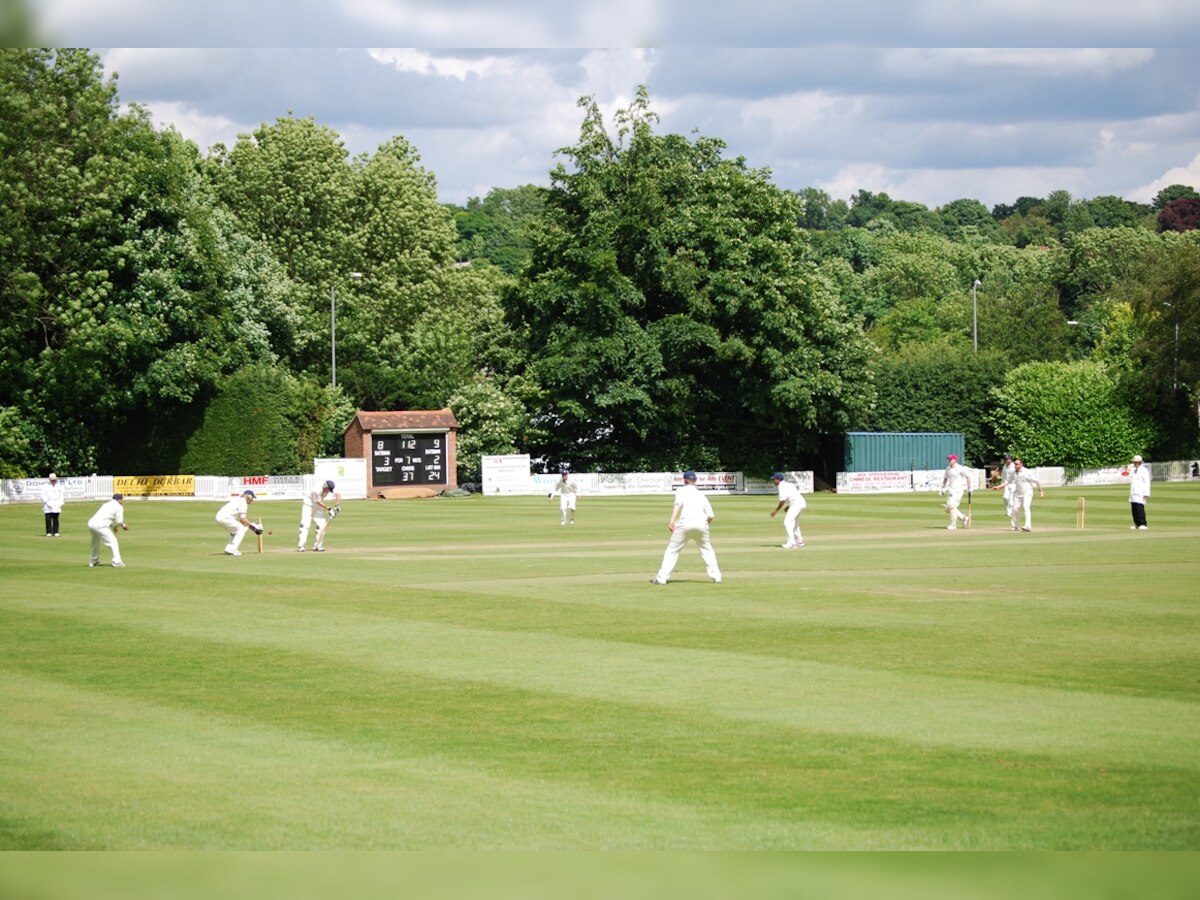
[256,518,264,554]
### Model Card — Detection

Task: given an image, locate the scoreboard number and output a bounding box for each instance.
[372,432,448,486]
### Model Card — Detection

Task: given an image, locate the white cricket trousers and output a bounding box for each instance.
[655,524,722,583]
[559,495,576,524]
[782,505,803,545]
[1010,493,1033,530]
[217,515,248,553]
[89,525,123,565]
[298,509,328,549]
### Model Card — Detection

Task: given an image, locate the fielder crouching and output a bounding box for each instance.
[216,489,260,556]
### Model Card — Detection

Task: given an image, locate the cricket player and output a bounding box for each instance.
[769,471,806,548]
[940,454,973,530]
[298,478,340,552]
[88,493,128,567]
[548,470,578,525]
[652,470,722,585]
[998,453,1016,517]
[216,489,260,556]
[1008,459,1044,531]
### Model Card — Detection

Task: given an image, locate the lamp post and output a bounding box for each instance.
[1163,302,1179,391]
[331,272,363,388]
[971,279,981,353]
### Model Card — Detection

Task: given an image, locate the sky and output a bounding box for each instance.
[21,0,1200,210]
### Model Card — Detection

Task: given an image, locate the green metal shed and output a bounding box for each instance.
[843,432,965,473]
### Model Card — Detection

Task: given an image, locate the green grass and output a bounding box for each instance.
[1,484,1197,849]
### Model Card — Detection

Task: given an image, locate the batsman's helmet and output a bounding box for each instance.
[324,480,335,491]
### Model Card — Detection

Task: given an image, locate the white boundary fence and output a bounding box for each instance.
[835,460,1199,495]
[1,459,369,505]
[482,455,814,496]
[4,458,1194,504]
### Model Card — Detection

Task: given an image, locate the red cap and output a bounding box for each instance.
[947,454,958,461]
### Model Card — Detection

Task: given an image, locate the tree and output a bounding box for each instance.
[453,184,548,275]
[869,345,1009,464]
[859,231,967,341]
[938,198,997,238]
[210,115,358,379]
[1087,195,1141,229]
[506,88,875,472]
[1,49,279,474]
[1157,197,1200,233]
[988,361,1153,469]
[1152,184,1199,210]
[448,377,530,482]
[1117,232,1200,458]
[180,365,304,475]
[1063,226,1161,310]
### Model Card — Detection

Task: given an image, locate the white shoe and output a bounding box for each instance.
[650,577,666,585]
[1021,527,1031,532]
[296,547,305,552]
[1138,525,1148,530]
[89,561,99,567]
[224,549,241,556]
[112,562,126,567]
[781,542,794,548]
[947,525,957,530]
[964,516,971,527]
[712,577,722,584]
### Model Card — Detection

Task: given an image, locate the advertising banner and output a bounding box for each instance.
[482,454,533,494]
[114,475,196,497]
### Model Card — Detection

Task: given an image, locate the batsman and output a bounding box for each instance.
[939,453,973,531]
[298,478,341,553]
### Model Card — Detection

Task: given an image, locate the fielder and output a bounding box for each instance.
[88,493,128,567]
[769,471,806,548]
[651,470,722,585]
[298,478,340,552]
[548,471,578,525]
[939,453,973,530]
[1008,459,1044,531]
[216,489,260,556]
[998,453,1016,518]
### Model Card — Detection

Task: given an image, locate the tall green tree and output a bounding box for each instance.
[988,361,1154,469]
[869,345,1009,465]
[452,184,548,275]
[1117,232,1200,458]
[1,49,279,474]
[506,88,874,473]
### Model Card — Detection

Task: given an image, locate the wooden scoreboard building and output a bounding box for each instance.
[343,409,459,498]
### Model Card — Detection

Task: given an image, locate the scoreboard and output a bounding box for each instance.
[371,432,448,486]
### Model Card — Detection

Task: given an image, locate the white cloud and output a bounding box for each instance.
[885,48,1156,78]
[131,100,249,150]
[367,49,499,81]
[1127,153,1200,203]
[737,90,855,135]
[338,0,664,46]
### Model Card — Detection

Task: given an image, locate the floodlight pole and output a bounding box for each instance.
[331,272,364,388]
